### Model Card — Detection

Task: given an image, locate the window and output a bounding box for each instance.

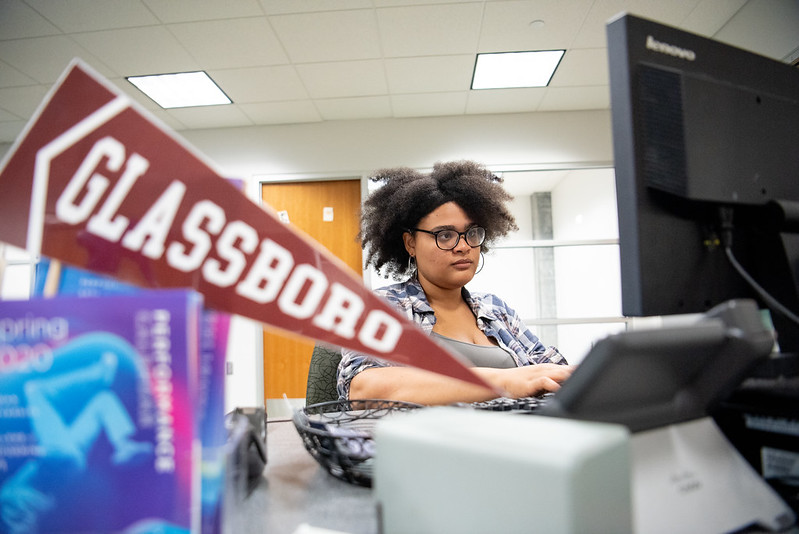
[466,167,624,365]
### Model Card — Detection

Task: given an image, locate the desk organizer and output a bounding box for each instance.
[293,400,422,486]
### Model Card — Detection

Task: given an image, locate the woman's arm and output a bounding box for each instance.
[349,363,574,405]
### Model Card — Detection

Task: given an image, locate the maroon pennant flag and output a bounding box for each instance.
[0,59,493,393]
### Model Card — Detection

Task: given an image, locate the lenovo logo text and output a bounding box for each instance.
[646,35,696,61]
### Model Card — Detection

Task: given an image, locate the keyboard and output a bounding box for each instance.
[458,393,553,414]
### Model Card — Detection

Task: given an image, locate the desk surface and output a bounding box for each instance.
[238,416,799,534]
[236,419,377,534]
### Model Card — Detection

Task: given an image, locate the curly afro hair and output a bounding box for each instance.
[360,160,518,279]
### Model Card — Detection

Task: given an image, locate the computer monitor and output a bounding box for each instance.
[608,13,799,352]
[539,298,774,433]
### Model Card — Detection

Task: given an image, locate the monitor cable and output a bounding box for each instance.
[719,206,799,327]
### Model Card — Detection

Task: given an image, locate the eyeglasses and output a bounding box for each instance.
[410,226,486,250]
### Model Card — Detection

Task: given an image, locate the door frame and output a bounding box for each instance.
[255,172,369,406]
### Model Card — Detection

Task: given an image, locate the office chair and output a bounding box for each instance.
[305,344,343,406]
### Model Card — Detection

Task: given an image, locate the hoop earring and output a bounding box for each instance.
[475,252,485,274]
[408,255,416,273]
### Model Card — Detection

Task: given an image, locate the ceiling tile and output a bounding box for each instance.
[296,60,387,99]
[316,96,392,120]
[269,10,382,63]
[25,0,160,32]
[377,3,484,57]
[167,104,254,129]
[549,48,609,87]
[239,100,322,124]
[144,0,264,22]
[0,0,61,39]
[373,0,484,6]
[71,26,200,76]
[210,66,308,103]
[0,85,50,118]
[142,107,188,132]
[0,120,26,142]
[465,87,545,114]
[537,85,610,111]
[169,18,289,69]
[259,0,373,15]
[0,36,115,83]
[107,76,164,112]
[0,0,796,145]
[0,62,37,88]
[479,0,594,52]
[715,0,799,60]
[679,0,747,36]
[385,55,475,93]
[392,92,468,117]
[0,108,19,121]
[571,0,702,49]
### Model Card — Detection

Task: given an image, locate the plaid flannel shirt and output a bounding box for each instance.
[337,277,567,400]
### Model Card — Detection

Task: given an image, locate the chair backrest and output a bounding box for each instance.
[305,344,343,406]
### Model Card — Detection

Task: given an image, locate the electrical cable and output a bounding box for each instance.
[724,245,799,327]
[718,205,799,326]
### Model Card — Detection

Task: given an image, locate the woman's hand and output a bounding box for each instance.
[485,363,574,399]
[350,363,575,405]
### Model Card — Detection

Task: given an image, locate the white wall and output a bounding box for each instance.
[182,110,612,179]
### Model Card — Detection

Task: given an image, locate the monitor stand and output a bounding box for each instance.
[631,416,796,534]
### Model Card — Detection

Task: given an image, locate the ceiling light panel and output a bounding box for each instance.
[127,71,231,108]
[471,50,565,90]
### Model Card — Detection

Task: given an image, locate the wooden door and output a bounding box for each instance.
[260,179,362,401]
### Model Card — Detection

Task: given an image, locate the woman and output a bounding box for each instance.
[337,160,573,405]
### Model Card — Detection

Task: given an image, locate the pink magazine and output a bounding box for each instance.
[0,290,202,533]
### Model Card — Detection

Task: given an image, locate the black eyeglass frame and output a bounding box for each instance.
[408,226,486,251]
